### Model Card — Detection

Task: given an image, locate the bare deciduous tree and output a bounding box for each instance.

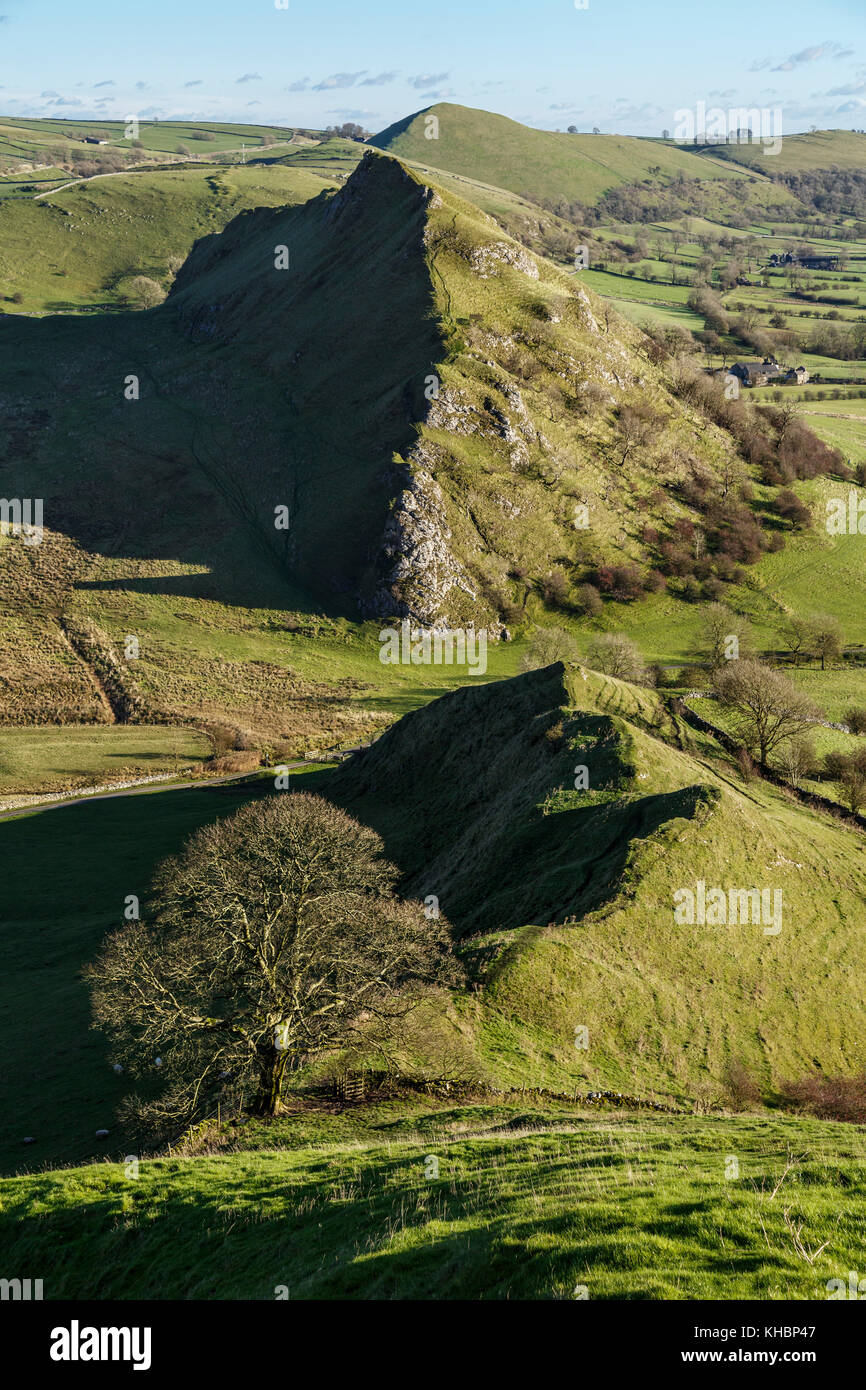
[699,602,754,669]
[586,633,648,684]
[713,660,819,765]
[87,794,460,1139]
[520,625,580,671]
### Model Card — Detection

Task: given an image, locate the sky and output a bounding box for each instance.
[0,0,864,136]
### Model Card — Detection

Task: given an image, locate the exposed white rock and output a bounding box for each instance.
[469,241,540,280]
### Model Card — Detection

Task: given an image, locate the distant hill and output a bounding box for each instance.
[0,147,858,740]
[699,128,866,175]
[0,117,300,165]
[369,102,750,206]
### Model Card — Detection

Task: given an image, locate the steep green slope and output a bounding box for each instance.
[324,662,866,1099]
[370,104,747,206]
[324,663,708,935]
[2,661,864,1175]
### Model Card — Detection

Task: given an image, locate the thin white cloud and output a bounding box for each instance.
[313,71,366,90]
[236,73,262,84]
[327,107,378,119]
[408,72,449,89]
[773,41,845,72]
[826,79,866,96]
[360,71,398,86]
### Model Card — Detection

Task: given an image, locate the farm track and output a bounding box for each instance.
[30,143,297,201]
[56,618,119,724]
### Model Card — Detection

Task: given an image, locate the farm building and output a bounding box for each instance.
[729,358,784,387]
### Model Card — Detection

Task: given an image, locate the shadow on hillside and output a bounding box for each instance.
[0,1156,742,1298]
[0,157,443,617]
[0,780,272,1177]
[323,669,716,935]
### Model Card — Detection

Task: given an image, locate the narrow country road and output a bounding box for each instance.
[0,761,306,823]
[31,142,297,200]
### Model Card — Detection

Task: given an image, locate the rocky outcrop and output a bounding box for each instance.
[469,241,540,280]
[365,455,477,625]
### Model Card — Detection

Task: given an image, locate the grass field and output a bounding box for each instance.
[2,1104,866,1299]
[707,129,866,176]
[0,725,211,796]
[797,404,866,462]
[0,118,299,165]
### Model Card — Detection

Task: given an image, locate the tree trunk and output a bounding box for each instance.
[253,1045,289,1116]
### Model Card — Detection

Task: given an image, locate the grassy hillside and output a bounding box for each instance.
[2,1105,864,1299]
[0,162,332,313]
[323,664,866,1100]
[370,104,747,207]
[0,148,748,741]
[0,118,299,167]
[0,145,861,766]
[0,725,210,797]
[705,129,866,175]
[3,663,865,1175]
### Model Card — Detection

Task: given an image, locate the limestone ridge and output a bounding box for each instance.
[0,148,750,639]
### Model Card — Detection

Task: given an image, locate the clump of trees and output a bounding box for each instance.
[127,276,165,309]
[773,488,812,530]
[844,706,866,735]
[778,614,844,669]
[780,1072,866,1124]
[324,122,369,141]
[589,562,645,603]
[87,794,461,1140]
